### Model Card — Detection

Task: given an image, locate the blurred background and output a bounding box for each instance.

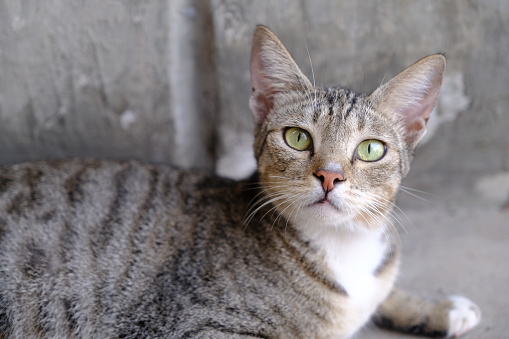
[0,1,507,337]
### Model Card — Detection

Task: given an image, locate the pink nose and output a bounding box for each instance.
[314,169,345,192]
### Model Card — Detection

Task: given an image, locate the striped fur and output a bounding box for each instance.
[0,26,480,338]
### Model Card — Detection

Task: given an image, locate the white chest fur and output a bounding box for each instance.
[296,224,395,336]
[323,229,386,302]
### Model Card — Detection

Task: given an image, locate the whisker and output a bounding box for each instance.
[259,192,299,224]
[358,204,396,252]
[361,205,399,249]
[357,191,409,236]
[242,186,263,191]
[243,194,286,228]
[320,59,328,88]
[378,53,395,88]
[267,175,300,181]
[363,191,415,229]
[399,185,434,196]
[356,206,374,228]
[292,192,308,221]
[305,40,316,90]
[245,182,295,199]
[367,201,406,234]
[273,191,308,234]
[366,198,406,231]
[399,187,432,204]
[246,190,288,215]
[361,205,386,229]
[303,35,318,113]
[264,196,297,230]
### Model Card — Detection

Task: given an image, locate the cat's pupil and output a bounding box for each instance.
[367,144,371,154]
[297,133,302,142]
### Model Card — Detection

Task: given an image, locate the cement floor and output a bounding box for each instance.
[357,176,509,339]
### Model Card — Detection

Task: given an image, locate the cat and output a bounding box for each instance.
[0,25,480,339]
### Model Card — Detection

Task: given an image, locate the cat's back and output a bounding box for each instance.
[0,158,248,266]
[0,158,241,225]
[0,158,250,338]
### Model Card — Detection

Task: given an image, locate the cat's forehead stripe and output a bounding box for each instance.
[310,88,361,123]
[343,93,359,119]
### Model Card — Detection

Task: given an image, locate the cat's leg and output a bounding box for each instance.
[374,288,481,338]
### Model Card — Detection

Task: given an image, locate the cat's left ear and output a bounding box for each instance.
[249,25,313,125]
[369,54,446,150]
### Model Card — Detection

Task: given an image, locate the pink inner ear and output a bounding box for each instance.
[252,92,272,123]
[250,76,273,123]
[401,98,434,147]
[403,93,435,133]
[371,54,445,148]
[251,57,274,106]
[250,47,273,123]
[400,71,443,146]
[250,52,265,93]
[249,26,314,125]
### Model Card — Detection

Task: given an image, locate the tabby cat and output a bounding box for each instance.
[0,26,480,338]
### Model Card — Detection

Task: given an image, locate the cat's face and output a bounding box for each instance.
[249,26,445,232]
[255,89,404,231]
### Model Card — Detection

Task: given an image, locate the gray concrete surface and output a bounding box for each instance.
[0,0,218,168]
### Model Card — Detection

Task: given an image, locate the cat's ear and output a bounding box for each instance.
[370,54,446,149]
[249,25,313,124]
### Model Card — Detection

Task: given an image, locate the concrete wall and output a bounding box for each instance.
[0,0,217,168]
[1,0,508,197]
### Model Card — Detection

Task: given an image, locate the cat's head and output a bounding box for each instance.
[249,25,445,232]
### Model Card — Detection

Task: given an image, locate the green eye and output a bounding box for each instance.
[356,139,386,162]
[284,127,312,151]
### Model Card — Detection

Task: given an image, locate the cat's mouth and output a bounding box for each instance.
[314,197,340,211]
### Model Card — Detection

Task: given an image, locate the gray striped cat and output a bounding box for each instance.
[0,26,480,338]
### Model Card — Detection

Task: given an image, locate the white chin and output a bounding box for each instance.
[291,202,353,229]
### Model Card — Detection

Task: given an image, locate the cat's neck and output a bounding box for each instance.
[295,219,386,243]
[293,213,392,272]
[294,218,394,306]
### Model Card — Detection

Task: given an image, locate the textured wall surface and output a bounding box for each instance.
[1,0,508,191]
[0,0,217,168]
[1,1,172,163]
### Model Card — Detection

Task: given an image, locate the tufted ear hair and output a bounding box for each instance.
[249,25,313,125]
[369,54,446,150]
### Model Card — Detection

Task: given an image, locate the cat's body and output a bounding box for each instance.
[0,159,391,338]
[0,26,480,338]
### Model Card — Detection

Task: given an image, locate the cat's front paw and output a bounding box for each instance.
[446,296,481,338]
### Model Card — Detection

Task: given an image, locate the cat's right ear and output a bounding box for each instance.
[249,25,313,124]
[369,54,446,150]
